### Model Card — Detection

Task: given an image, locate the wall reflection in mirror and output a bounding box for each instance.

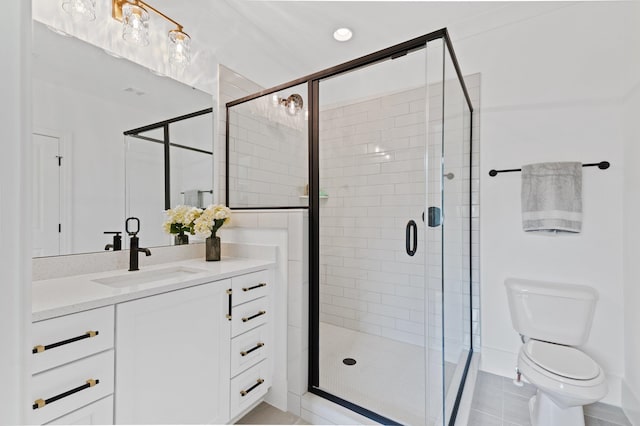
[32,20,213,258]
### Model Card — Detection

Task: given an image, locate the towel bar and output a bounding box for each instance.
[489,161,610,177]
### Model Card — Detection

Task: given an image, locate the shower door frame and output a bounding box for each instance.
[224,27,474,425]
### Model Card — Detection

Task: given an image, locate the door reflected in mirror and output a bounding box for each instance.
[32,20,213,258]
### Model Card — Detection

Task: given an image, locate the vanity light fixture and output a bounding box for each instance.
[333,27,353,42]
[111,0,192,67]
[61,0,96,21]
[272,94,304,116]
[121,2,150,46]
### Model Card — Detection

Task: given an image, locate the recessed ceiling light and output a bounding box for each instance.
[333,28,353,42]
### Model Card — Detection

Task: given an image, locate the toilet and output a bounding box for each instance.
[505,278,608,426]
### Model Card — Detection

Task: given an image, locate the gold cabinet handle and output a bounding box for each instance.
[242,283,267,292]
[240,378,264,397]
[241,311,266,323]
[32,330,99,354]
[32,378,100,410]
[240,342,264,357]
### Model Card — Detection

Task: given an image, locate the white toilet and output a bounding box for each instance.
[505,278,608,426]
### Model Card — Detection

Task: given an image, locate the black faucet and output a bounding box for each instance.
[126,217,151,271]
[104,231,122,251]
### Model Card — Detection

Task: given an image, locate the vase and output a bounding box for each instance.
[205,235,221,261]
[174,232,189,245]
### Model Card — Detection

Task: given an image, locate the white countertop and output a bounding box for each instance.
[32,257,275,322]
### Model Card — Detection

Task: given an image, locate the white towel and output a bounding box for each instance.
[521,162,582,233]
[183,190,202,208]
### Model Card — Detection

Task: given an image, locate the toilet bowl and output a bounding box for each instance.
[518,340,607,426]
[504,278,608,426]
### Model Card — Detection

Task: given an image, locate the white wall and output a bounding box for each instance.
[0,0,31,423]
[454,2,629,405]
[622,1,640,422]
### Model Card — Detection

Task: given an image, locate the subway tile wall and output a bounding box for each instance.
[227,91,308,207]
[318,74,480,355]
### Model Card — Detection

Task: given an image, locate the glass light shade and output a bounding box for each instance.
[168,30,191,67]
[61,0,96,21]
[122,3,150,46]
[285,94,304,116]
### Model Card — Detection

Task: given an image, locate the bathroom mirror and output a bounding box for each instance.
[32,20,213,258]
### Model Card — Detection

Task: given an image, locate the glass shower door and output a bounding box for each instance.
[315,49,429,425]
[428,39,475,425]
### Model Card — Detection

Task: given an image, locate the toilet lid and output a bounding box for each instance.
[524,340,600,380]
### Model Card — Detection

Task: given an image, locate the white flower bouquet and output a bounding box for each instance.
[162,205,202,235]
[194,204,232,238]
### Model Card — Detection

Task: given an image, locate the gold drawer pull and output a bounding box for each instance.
[242,283,267,292]
[32,330,99,354]
[240,342,264,357]
[32,378,100,410]
[241,311,266,323]
[240,378,264,397]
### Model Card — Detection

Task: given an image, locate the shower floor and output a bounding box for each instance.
[318,322,427,425]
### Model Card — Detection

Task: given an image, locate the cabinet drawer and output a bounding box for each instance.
[32,306,114,374]
[46,395,113,425]
[230,360,269,419]
[231,297,268,337]
[31,350,114,425]
[232,270,269,306]
[231,325,268,378]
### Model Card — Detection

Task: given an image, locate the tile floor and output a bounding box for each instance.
[236,402,309,425]
[470,371,632,426]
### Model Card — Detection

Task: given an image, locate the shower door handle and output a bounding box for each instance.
[406,220,417,256]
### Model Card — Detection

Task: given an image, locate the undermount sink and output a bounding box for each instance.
[92,266,207,288]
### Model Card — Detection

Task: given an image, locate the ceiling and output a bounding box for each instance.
[152,0,574,89]
[32,1,576,93]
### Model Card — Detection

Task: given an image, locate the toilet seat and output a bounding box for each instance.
[523,340,600,380]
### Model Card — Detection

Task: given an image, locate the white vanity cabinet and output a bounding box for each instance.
[32,263,275,425]
[115,280,231,424]
[30,306,115,425]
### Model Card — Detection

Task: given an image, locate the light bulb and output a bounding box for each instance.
[122,3,150,46]
[168,30,191,68]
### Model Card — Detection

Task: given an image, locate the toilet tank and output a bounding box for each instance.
[505,278,599,346]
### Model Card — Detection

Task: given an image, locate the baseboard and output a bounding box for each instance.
[601,374,622,407]
[479,345,519,379]
[622,380,640,426]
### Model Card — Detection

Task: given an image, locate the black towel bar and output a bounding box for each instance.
[488,161,610,177]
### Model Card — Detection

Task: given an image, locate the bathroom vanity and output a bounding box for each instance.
[30,258,275,425]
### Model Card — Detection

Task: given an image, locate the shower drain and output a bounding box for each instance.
[342,358,357,366]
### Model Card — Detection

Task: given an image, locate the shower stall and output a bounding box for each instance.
[226,28,475,425]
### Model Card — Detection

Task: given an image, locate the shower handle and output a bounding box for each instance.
[406,220,417,256]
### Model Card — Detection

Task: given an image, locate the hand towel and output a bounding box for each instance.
[521,162,582,233]
[183,190,203,208]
